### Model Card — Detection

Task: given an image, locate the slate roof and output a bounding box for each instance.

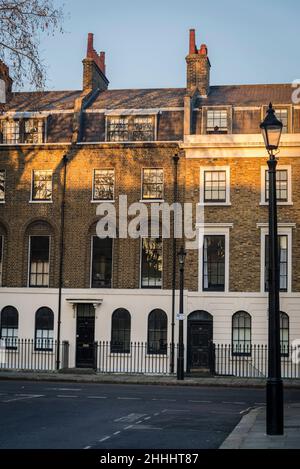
[4,90,82,111]
[89,88,186,110]
[2,84,294,112]
[199,84,294,106]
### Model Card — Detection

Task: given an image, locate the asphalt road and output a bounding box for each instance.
[0,380,299,449]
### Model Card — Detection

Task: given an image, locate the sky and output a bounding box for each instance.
[39,0,300,91]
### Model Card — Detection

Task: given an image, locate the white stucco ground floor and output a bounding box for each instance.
[0,288,299,377]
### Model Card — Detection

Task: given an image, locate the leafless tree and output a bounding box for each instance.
[0,0,65,89]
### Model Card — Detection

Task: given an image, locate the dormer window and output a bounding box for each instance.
[2,120,20,144]
[274,108,289,134]
[24,119,44,144]
[1,118,45,144]
[206,109,228,134]
[106,115,155,142]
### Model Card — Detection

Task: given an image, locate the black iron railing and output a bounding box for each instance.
[94,341,177,375]
[0,339,69,372]
[213,344,300,379]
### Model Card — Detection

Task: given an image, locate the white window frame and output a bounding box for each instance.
[0,169,6,203]
[198,224,232,293]
[141,168,164,202]
[259,225,293,294]
[30,170,53,203]
[260,165,292,206]
[200,166,231,206]
[28,235,51,288]
[91,168,115,203]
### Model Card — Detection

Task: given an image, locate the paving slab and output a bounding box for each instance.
[220,404,300,449]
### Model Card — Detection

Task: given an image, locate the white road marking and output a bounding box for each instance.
[56,395,79,398]
[99,436,110,442]
[154,413,160,416]
[124,425,133,430]
[152,398,176,402]
[144,417,151,420]
[113,431,121,436]
[188,400,212,403]
[87,396,107,399]
[3,394,43,403]
[45,388,82,392]
[84,446,91,449]
[117,397,141,400]
[222,401,246,405]
[114,413,146,423]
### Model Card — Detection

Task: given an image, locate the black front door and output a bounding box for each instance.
[76,304,95,368]
[187,321,213,372]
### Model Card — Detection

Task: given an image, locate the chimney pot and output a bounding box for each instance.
[189,29,197,54]
[87,33,94,57]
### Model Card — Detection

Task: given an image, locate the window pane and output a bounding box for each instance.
[265,169,288,202]
[91,237,112,288]
[93,169,115,200]
[207,110,228,133]
[0,170,5,201]
[111,308,131,353]
[2,120,20,144]
[203,236,225,291]
[141,238,162,288]
[265,235,288,292]
[204,171,227,202]
[275,109,288,133]
[24,119,44,144]
[107,116,155,142]
[32,170,52,201]
[142,169,164,200]
[147,309,167,354]
[29,236,50,287]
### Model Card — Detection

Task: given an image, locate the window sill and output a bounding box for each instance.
[91,200,115,204]
[259,202,293,206]
[0,200,5,204]
[139,199,165,203]
[29,200,53,204]
[198,202,231,207]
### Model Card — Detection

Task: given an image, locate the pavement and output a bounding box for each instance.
[221,404,300,449]
[0,370,300,389]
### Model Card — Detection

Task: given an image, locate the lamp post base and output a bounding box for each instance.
[266,378,284,435]
[177,357,184,381]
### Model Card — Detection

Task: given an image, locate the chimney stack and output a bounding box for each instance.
[83,33,109,92]
[186,29,211,97]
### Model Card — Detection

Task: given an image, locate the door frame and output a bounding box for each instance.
[187,310,213,373]
[75,303,96,368]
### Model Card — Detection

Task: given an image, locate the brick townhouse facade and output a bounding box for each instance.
[0,30,299,373]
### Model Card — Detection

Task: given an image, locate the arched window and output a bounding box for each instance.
[232,311,251,356]
[35,307,54,351]
[0,306,18,349]
[111,309,131,353]
[147,309,168,355]
[280,312,289,356]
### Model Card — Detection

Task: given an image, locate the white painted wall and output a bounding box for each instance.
[1,288,300,368]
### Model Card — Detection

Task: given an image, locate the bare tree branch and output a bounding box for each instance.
[0,0,65,90]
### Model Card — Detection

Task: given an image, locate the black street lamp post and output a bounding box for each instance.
[260,103,284,435]
[177,246,186,381]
